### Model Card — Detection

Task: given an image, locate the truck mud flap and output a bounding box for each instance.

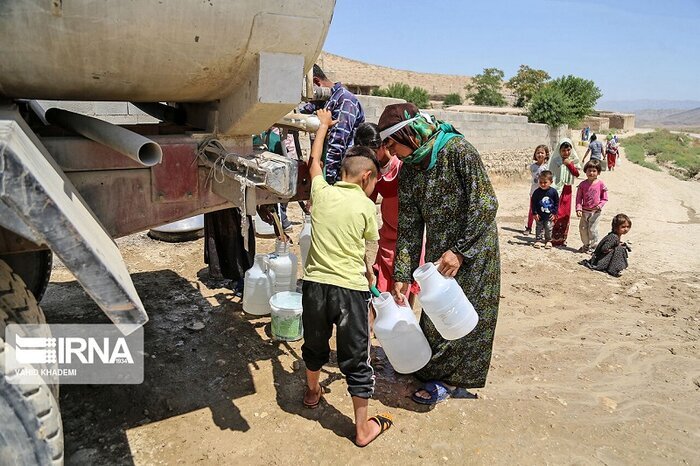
[0,110,147,334]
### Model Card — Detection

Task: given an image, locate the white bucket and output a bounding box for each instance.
[269,291,303,341]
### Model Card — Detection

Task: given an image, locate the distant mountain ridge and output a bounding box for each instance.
[660,107,700,126]
[598,99,700,112]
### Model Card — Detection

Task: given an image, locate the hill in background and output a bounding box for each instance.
[317,52,471,100]
[599,100,700,129]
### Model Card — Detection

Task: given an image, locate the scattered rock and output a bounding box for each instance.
[599,397,617,412]
[175,340,184,347]
[215,359,226,366]
[669,348,677,355]
[292,360,301,371]
[186,320,205,331]
[69,448,98,464]
[693,377,700,389]
[660,307,678,317]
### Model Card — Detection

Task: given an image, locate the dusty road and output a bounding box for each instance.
[47,148,699,465]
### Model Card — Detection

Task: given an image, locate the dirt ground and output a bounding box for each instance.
[46,146,699,465]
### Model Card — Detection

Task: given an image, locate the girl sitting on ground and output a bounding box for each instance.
[583,213,632,277]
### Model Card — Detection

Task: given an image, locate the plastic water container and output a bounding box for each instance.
[253,212,276,236]
[268,239,298,293]
[269,291,303,341]
[372,292,432,374]
[298,214,312,270]
[242,254,276,316]
[413,262,479,340]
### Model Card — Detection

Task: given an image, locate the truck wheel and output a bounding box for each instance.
[0,250,53,303]
[0,259,63,465]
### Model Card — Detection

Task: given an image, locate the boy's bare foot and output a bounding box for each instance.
[355,414,393,447]
[303,385,323,409]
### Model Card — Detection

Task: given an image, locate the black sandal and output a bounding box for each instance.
[356,414,393,447]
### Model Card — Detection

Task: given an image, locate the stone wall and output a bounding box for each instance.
[582,116,610,132]
[357,96,565,177]
[599,112,635,130]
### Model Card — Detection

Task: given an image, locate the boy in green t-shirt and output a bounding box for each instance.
[302,109,393,447]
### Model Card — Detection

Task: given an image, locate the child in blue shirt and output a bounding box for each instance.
[530,170,560,249]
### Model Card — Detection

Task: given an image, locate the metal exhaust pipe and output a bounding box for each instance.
[44,107,163,166]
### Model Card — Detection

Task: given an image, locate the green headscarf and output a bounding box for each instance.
[377,103,463,171]
[549,138,582,193]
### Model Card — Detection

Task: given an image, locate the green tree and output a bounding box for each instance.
[527,85,574,127]
[465,68,507,107]
[549,75,602,122]
[506,65,550,107]
[443,93,463,106]
[528,75,602,127]
[372,82,430,108]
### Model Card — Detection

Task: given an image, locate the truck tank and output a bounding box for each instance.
[0,0,334,103]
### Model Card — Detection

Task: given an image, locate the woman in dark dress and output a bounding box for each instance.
[378,103,500,404]
[584,214,632,277]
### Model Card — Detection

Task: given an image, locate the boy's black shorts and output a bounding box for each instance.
[301,281,374,399]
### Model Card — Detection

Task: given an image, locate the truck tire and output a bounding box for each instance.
[0,259,64,465]
[0,249,53,303]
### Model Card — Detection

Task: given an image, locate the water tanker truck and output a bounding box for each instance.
[0,1,335,463]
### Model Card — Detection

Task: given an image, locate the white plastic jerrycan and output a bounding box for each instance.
[253,212,275,236]
[268,238,298,293]
[243,254,276,316]
[413,262,479,340]
[372,292,432,374]
[298,214,312,270]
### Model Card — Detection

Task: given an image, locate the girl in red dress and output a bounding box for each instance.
[354,123,422,305]
[549,139,581,246]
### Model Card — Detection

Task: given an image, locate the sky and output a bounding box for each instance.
[323,0,700,102]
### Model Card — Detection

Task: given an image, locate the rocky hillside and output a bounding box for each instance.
[661,107,700,127]
[317,52,471,99]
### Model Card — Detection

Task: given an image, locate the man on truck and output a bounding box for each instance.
[301,64,365,184]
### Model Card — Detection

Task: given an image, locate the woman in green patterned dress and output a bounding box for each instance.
[377,103,500,404]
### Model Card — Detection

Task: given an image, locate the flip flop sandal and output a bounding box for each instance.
[356,413,393,448]
[303,385,323,409]
[411,381,452,405]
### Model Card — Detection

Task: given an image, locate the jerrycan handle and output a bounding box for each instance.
[370,285,381,298]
